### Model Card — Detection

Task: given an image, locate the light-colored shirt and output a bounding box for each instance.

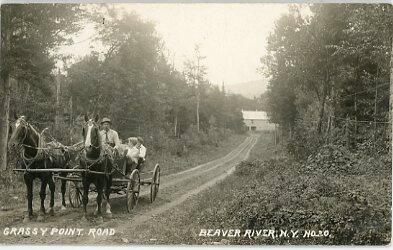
[99,129,120,147]
[137,144,146,160]
[126,146,139,163]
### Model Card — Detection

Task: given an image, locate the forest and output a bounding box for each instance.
[262,4,392,158]
[0,4,257,170]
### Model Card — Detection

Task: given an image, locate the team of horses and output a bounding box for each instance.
[8,114,115,222]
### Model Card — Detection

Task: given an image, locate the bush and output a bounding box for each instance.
[166,138,186,157]
[305,143,356,174]
[229,155,391,245]
[286,123,325,161]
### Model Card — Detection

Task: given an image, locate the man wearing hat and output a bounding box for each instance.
[99,117,120,148]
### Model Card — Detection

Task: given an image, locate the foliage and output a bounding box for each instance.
[64,9,248,142]
[286,122,325,161]
[186,137,391,245]
[262,4,392,143]
[148,134,390,245]
[1,4,83,82]
[0,5,253,145]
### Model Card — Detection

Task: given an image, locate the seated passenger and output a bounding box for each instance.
[125,137,139,175]
[136,137,147,170]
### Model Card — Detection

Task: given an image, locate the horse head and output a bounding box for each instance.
[9,116,33,148]
[8,115,40,159]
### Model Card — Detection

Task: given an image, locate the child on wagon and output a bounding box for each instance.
[125,137,139,175]
[136,137,147,170]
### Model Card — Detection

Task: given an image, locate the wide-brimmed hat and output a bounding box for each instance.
[101,117,111,124]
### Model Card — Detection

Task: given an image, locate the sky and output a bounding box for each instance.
[59,4,290,87]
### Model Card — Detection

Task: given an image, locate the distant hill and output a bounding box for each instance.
[225,79,268,99]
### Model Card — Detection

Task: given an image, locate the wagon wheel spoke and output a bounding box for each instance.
[126,169,140,213]
[150,165,160,203]
[68,181,82,208]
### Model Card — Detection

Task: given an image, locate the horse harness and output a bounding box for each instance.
[15,120,80,171]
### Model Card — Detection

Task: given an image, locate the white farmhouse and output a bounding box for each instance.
[241,110,275,132]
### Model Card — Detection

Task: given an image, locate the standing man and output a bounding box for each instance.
[100,117,120,148]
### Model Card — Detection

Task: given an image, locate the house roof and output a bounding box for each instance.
[242,110,269,120]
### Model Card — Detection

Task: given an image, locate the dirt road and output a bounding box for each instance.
[0,134,259,245]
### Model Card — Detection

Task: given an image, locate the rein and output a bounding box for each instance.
[21,141,84,151]
[13,121,79,170]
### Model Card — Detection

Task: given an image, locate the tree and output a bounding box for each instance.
[183,44,208,133]
[263,4,392,140]
[0,4,82,170]
[391,39,393,149]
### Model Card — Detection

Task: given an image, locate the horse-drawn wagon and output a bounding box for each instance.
[58,158,161,213]
[9,115,161,220]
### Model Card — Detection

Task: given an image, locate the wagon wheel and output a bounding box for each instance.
[150,164,160,203]
[68,180,82,208]
[126,169,140,212]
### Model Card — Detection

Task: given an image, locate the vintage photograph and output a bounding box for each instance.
[0,2,392,245]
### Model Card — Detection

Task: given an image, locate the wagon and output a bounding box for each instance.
[55,156,161,213]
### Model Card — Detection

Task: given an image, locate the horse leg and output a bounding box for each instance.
[105,176,113,218]
[95,180,104,223]
[47,176,55,216]
[60,174,67,210]
[82,178,89,220]
[96,181,103,216]
[23,174,33,222]
[37,178,48,222]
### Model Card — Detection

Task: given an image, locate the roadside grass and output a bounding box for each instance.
[145,133,247,174]
[0,133,247,210]
[138,133,391,245]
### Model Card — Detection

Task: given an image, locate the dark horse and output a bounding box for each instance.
[8,116,69,222]
[59,140,83,211]
[80,115,113,220]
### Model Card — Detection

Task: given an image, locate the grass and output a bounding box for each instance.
[138,133,391,245]
[145,133,247,174]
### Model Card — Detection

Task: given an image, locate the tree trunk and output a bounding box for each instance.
[317,86,328,134]
[389,37,393,156]
[69,96,73,144]
[0,76,11,170]
[174,114,178,137]
[55,70,61,135]
[196,93,200,133]
[0,7,11,170]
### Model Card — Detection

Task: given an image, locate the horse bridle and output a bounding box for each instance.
[10,119,41,169]
[11,118,32,150]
